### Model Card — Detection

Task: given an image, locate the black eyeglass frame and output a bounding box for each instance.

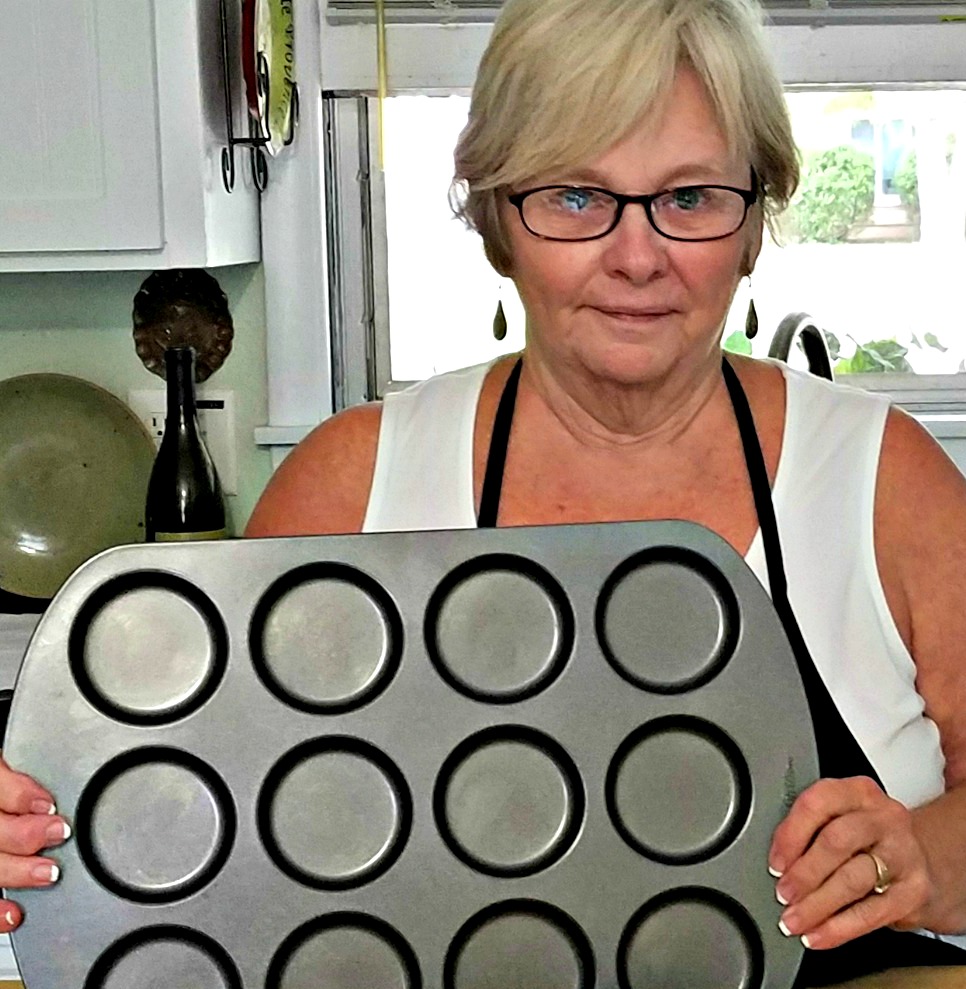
[506,171,760,244]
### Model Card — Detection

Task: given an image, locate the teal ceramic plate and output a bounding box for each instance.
[0,375,155,601]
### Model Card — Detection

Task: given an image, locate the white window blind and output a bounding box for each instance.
[326,0,499,22]
[321,1,966,90]
[325,1,966,25]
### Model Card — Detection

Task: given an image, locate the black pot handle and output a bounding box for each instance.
[768,312,834,381]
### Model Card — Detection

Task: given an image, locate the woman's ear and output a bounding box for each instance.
[490,252,514,279]
[742,209,765,277]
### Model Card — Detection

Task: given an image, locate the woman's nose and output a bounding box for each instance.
[601,203,669,282]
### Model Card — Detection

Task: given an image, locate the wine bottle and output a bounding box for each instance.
[145,347,228,542]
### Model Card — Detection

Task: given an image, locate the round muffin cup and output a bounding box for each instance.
[425,554,575,703]
[596,548,740,694]
[250,563,404,714]
[75,748,236,905]
[69,573,228,726]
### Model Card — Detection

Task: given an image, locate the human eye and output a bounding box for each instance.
[651,184,746,239]
[665,186,712,212]
[545,187,610,214]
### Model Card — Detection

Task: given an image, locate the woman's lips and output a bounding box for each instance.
[594,306,676,321]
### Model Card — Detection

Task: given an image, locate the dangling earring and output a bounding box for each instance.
[492,290,508,341]
[744,276,758,340]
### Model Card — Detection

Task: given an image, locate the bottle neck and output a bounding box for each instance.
[164,347,198,421]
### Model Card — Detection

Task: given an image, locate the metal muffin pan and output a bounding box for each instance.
[4,520,818,989]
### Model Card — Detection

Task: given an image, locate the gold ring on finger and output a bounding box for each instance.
[864,849,892,895]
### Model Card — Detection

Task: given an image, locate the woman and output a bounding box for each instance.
[1,0,965,984]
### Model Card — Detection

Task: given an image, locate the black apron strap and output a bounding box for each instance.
[720,359,791,602]
[720,357,883,787]
[477,358,523,528]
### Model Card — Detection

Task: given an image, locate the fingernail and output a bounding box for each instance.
[3,912,15,928]
[776,886,789,906]
[30,800,55,816]
[802,934,814,949]
[768,864,783,878]
[46,820,71,845]
[32,863,59,883]
[778,919,793,937]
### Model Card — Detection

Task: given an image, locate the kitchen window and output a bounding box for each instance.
[348,87,966,395]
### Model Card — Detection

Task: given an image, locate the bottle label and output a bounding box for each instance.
[153,529,228,542]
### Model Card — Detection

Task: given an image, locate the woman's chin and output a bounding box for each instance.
[569,343,688,387]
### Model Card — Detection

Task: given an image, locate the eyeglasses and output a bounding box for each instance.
[507,174,759,243]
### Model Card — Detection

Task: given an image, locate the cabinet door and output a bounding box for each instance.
[0,0,163,253]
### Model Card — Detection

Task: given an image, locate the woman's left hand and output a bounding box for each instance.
[768,775,934,950]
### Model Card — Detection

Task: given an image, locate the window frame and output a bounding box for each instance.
[323,95,393,410]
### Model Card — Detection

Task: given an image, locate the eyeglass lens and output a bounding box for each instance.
[520,186,749,241]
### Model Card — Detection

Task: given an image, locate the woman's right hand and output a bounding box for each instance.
[0,756,70,933]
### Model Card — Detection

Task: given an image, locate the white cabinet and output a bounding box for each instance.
[0,0,260,271]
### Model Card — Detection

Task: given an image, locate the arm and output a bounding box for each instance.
[770,408,966,948]
[886,408,966,932]
[245,403,383,537]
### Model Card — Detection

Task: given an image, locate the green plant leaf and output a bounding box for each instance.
[823,330,841,360]
[842,337,912,373]
[785,145,875,244]
[723,331,752,355]
[894,151,919,213]
[924,332,948,353]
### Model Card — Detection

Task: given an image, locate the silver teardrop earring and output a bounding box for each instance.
[492,289,508,341]
[745,276,759,340]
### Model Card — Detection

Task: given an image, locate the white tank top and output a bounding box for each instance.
[363,359,946,811]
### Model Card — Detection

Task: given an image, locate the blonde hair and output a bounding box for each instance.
[452,0,798,275]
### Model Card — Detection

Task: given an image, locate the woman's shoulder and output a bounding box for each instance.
[244,360,503,539]
[737,356,894,446]
[742,355,889,409]
[877,401,966,529]
[244,401,384,537]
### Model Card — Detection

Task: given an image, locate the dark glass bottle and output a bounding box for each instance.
[145,347,228,542]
